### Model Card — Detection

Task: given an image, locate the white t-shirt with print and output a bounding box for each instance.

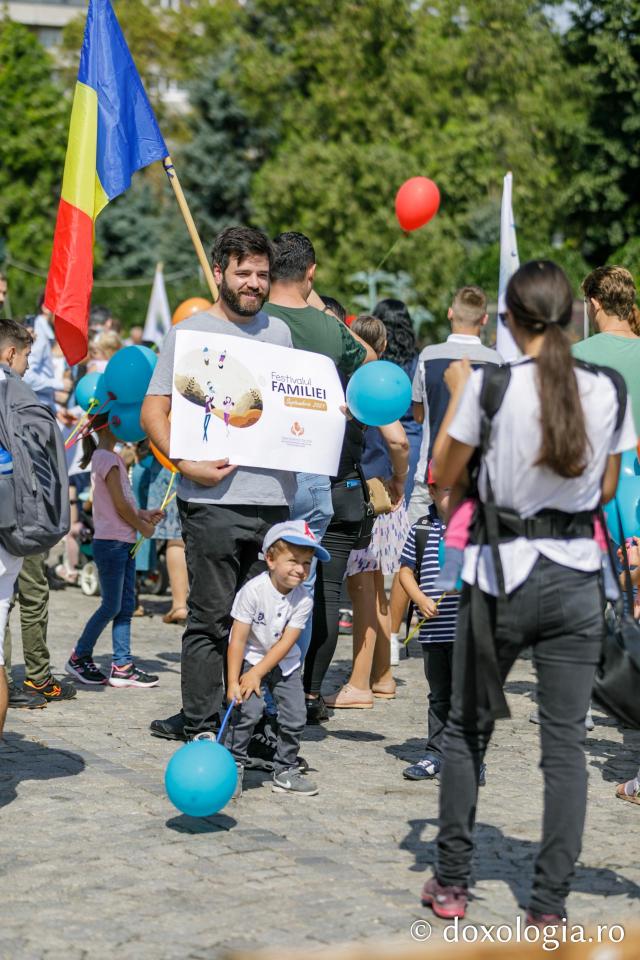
[449,358,637,595]
[230,571,313,676]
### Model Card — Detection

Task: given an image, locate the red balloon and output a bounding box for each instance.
[395,177,441,232]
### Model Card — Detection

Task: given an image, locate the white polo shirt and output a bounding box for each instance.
[230,571,313,676]
[449,358,637,595]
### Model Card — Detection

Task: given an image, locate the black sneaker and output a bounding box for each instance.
[150,711,187,741]
[8,683,47,709]
[305,695,329,725]
[24,676,77,702]
[338,609,353,635]
[66,653,108,685]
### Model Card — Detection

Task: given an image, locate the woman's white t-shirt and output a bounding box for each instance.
[449,358,637,595]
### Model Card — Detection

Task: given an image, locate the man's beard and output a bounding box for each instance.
[219,279,267,317]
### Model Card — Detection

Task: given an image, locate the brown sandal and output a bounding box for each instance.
[162,607,188,625]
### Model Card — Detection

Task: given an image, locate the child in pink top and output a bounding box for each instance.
[66,414,164,688]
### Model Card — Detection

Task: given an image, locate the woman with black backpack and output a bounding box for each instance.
[420,261,637,926]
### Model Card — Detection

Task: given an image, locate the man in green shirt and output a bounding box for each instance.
[266,232,375,374]
[266,232,375,683]
[572,265,640,434]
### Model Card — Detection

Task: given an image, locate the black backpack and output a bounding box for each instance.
[0,367,70,556]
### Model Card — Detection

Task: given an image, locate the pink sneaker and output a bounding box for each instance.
[109,663,159,688]
[420,875,468,919]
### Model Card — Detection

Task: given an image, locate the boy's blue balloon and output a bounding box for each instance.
[109,401,146,443]
[606,450,640,543]
[103,345,157,404]
[346,360,412,427]
[165,740,238,817]
[75,372,102,411]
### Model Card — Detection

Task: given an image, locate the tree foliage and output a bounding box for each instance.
[0,17,69,313]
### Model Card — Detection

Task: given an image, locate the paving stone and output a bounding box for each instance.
[1,588,639,957]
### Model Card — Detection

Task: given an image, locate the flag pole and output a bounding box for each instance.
[163,156,218,303]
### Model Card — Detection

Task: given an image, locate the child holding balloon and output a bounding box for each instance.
[223,520,330,798]
[66,413,164,688]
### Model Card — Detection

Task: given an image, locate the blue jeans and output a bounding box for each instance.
[290,472,333,660]
[75,539,136,666]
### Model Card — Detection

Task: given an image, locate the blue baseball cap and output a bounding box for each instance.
[262,520,330,562]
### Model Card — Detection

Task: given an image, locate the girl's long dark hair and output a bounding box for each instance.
[79,413,110,469]
[506,261,588,479]
[372,299,417,367]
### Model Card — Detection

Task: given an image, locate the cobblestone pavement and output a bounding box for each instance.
[1,587,639,960]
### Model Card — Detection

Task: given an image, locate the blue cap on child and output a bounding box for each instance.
[262,520,331,562]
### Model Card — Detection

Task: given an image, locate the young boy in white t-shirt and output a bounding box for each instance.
[224,520,330,798]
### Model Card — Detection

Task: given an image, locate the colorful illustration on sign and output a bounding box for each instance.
[174,346,263,433]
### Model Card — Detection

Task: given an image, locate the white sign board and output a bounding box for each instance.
[169,330,346,475]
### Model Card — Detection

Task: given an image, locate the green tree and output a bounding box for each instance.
[563,0,640,262]
[0,18,69,314]
[220,0,587,322]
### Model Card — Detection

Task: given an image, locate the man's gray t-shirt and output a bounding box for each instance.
[147,310,297,506]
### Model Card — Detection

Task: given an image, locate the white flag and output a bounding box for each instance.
[496,172,520,361]
[143,263,171,346]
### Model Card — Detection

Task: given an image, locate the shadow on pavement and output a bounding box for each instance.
[400,817,640,906]
[0,732,85,809]
[166,812,237,834]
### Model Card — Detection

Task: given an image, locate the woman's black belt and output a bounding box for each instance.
[487,507,595,542]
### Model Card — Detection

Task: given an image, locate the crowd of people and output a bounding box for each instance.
[1,236,640,927]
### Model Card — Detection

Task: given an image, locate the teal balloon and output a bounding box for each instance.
[605,449,640,544]
[165,740,237,817]
[109,402,145,443]
[346,360,412,427]
[103,345,157,404]
[94,374,115,413]
[75,372,102,411]
[438,537,446,568]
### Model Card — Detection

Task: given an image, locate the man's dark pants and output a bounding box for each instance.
[178,500,288,739]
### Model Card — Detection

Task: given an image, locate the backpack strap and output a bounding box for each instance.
[405,513,433,637]
[479,364,512,455]
[574,360,627,432]
[413,513,432,577]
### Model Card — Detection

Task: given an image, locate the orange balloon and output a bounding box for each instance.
[172,297,212,326]
[150,441,179,474]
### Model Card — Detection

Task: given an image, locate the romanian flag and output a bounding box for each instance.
[45,0,168,365]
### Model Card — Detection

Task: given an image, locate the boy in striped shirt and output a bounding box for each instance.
[398,463,485,784]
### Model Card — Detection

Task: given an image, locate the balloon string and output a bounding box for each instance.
[160,472,176,510]
[66,396,115,448]
[64,399,99,449]
[217,699,237,742]
[130,481,177,558]
[403,592,447,645]
[374,234,404,272]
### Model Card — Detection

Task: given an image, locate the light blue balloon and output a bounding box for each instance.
[103,345,157,404]
[109,402,145,443]
[605,450,640,544]
[346,360,412,427]
[93,374,115,414]
[75,372,102,411]
[165,740,237,817]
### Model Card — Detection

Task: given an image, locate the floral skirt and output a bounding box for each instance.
[345,504,410,577]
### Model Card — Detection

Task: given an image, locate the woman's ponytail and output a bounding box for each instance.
[535,322,588,477]
[506,260,588,479]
